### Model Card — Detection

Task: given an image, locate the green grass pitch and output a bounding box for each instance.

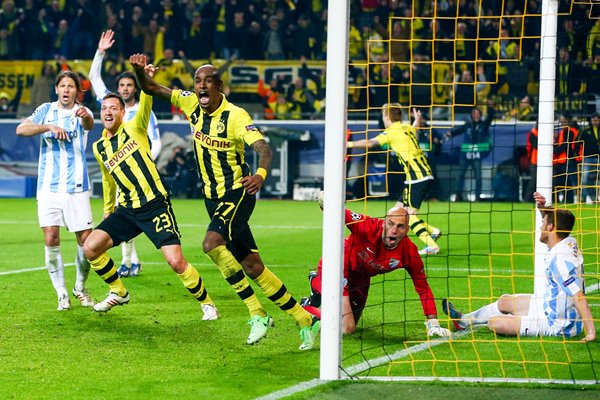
[0,198,598,399]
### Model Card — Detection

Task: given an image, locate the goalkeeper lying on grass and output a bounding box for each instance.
[301,202,451,338]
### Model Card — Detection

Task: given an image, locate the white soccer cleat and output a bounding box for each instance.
[93,292,130,312]
[201,303,219,321]
[418,246,440,255]
[57,293,71,311]
[72,288,95,307]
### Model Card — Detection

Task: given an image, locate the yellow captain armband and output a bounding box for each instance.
[256,168,268,180]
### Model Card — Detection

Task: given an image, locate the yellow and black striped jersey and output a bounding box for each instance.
[171,90,264,199]
[374,122,433,183]
[93,92,168,213]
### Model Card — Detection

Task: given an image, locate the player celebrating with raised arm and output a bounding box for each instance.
[130,53,320,350]
[301,205,451,337]
[16,70,95,311]
[443,192,595,342]
[89,30,162,278]
[347,105,442,255]
[82,55,217,321]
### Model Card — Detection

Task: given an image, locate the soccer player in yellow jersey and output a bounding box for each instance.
[130,53,320,350]
[83,60,217,321]
[347,104,442,255]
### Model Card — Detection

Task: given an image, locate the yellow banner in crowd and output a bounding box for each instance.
[0,60,328,105]
[0,61,46,105]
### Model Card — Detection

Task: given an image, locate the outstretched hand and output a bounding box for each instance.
[145,64,157,78]
[413,108,422,120]
[533,191,547,208]
[129,53,147,71]
[425,318,452,338]
[98,30,115,53]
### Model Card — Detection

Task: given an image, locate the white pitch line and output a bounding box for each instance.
[256,328,478,400]
[342,327,478,377]
[4,263,600,280]
[586,282,600,294]
[0,220,322,230]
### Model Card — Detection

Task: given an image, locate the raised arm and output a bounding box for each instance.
[412,108,423,128]
[347,137,379,149]
[89,30,115,99]
[533,191,548,209]
[129,53,173,101]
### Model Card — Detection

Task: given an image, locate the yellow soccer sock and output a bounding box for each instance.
[422,221,438,235]
[89,253,127,297]
[409,214,437,248]
[177,263,213,304]
[206,245,264,317]
[254,267,312,328]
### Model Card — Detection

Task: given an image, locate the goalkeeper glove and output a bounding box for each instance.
[425,318,451,338]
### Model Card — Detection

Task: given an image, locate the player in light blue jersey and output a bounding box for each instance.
[16,70,96,311]
[89,30,162,278]
[442,192,595,342]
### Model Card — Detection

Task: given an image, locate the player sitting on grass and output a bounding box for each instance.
[442,192,595,342]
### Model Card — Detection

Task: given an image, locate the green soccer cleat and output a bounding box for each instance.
[246,314,274,345]
[299,317,321,351]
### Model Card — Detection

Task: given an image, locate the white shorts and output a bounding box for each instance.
[37,191,93,233]
[519,294,552,336]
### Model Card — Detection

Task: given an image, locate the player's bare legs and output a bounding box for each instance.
[161,244,216,318]
[486,294,531,334]
[497,294,532,316]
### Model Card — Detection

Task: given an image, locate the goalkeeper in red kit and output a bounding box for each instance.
[301,206,451,337]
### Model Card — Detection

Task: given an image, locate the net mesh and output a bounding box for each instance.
[342,0,600,383]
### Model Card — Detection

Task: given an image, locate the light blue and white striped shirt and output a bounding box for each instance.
[543,236,584,337]
[29,102,91,194]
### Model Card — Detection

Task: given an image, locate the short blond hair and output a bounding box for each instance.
[382,103,402,123]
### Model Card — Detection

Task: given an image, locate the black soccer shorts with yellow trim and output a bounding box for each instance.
[96,196,181,249]
[204,187,258,262]
[402,179,433,209]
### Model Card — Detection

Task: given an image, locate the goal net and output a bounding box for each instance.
[333,0,600,384]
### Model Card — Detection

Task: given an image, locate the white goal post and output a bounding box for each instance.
[320,0,350,381]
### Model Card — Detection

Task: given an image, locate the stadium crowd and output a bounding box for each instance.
[0,0,599,120]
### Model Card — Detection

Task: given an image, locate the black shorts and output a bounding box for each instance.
[402,179,432,209]
[204,188,257,262]
[96,196,181,249]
